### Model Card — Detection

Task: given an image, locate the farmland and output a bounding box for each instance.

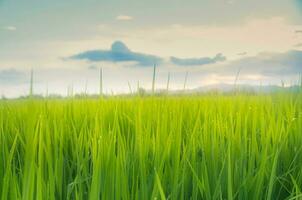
[0,92,302,199]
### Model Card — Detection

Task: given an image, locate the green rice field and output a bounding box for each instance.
[0,92,302,199]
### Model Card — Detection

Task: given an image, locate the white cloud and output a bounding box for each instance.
[1,17,301,97]
[3,26,17,31]
[116,15,133,21]
[100,17,302,59]
[226,0,235,5]
[170,24,183,29]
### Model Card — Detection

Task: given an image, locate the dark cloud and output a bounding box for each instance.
[211,50,302,76]
[295,30,302,34]
[170,53,226,66]
[70,41,163,66]
[0,68,27,85]
[271,50,302,73]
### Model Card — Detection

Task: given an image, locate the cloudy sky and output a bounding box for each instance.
[0,0,302,97]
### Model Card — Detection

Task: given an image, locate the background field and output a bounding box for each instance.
[0,92,302,200]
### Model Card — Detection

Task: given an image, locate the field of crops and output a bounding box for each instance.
[0,92,302,200]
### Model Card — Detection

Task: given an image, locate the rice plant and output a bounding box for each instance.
[152,64,156,94]
[183,71,188,92]
[0,91,302,200]
[99,68,103,97]
[29,69,34,97]
[166,72,170,93]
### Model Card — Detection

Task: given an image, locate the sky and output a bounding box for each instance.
[0,0,302,97]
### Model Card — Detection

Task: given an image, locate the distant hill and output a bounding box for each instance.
[189,83,301,93]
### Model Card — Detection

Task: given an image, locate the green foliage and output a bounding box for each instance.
[0,92,302,199]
